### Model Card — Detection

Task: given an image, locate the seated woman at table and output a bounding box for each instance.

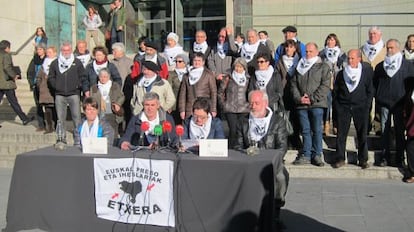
[181,97,225,140]
[119,92,177,150]
[74,97,115,147]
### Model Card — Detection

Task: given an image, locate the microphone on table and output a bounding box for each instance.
[153,125,163,150]
[175,125,184,151]
[140,121,150,146]
[162,121,173,147]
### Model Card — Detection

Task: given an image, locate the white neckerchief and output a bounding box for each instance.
[363,40,384,62]
[175,68,188,82]
[138,50,145,56]
[235,41,243,49]
[404,49,414,60]
[241,41,260,63]
[140,112,160,136]
[138,74,157,88]
[296,56,319,75]
[259,39,266,45]
[231,70,247,87]
[188,67,204,85]
[193,41,208,54]
[58,53,75,73]
[254,66,274,90]
[164,45,184,66]
[344,63,362,93]
[248,107,273,142]
[145,54,158,64]
[42,57,55,75]
[282,55,294,71]
[93,60,108,75]
[189,113,212,140]
[325,46,341,64]
[383,52,403,78]
[80,117,100,143]
[217,42,228,59]
[97,80,112,113]
[76,53,91,68]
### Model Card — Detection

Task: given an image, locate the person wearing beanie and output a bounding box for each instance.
[131,41,169,81]
[163,32,184,71]
[131,60,175,115]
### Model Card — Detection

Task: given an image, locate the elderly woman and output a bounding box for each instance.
[90,68,124,139]
[84,46,122,95]
[182,97,225,140]
[74,97,114,147]
[218,57,250,148]
[403,34,414,63]
[179,52,217,119]
[248,52,282,111]
[168,53,189,123]
[163,32,184,71]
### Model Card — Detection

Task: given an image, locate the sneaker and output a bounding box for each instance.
[312,156,325,167]
[292,156,311,165]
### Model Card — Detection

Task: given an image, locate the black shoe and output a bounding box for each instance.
[312,156,325,167]
[22,116,34,125]
[374,159,387,167]
[292,156,311,165]
[332,160,345,168]
[359,162,369,169]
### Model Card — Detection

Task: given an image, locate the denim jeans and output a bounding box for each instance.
[297,107,324,159]
[55,95,81,140]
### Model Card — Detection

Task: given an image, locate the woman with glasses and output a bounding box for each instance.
[168,53,189,124]
[248,52,282,111]
[181,97,225,140]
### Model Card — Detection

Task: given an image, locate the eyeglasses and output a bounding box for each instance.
[218,35,226,38]
[257,60,267,64]
[193,114,208,120]
[176,60,184,63]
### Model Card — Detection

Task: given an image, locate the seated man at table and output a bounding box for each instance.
[233,90,288,228]
[119,92,177,150]
[74,97,115,147]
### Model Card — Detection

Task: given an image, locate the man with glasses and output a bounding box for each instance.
[189,30,212,67]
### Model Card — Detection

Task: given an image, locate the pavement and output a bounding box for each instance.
[1,167,414,232]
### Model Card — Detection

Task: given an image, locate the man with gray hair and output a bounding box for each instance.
[374,39,414,167]
[111,42,133,88]
[48,42,88,145]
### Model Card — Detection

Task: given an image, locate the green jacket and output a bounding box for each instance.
[106,7,126,31]
[0,51,17,90]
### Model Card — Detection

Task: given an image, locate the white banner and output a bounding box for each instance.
[94,158,175,227]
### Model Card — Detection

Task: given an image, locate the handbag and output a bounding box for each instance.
[275,94,294,135]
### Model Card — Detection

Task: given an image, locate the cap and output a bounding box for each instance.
[282,26,297,33]
[144,41,159,50]
[142,61,161,72]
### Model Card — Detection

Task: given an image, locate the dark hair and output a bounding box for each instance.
[138,36,148,45]
[284,39,298,52]
[82,97,99,110]
[256,52,271,62]
[236,33,245,40]
[405,34,414,51]
[193,52,205,61]
[324,33,341,48]
[35,27,47,38]
[258,30,268,36]
[0,40,11,51]
[92,46,108,56]
[192,97,211,114]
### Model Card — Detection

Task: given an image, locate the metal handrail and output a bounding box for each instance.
[10,33,36,55]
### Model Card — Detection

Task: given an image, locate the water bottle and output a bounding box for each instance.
[54,120,66,150]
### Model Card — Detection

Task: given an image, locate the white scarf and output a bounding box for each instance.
[217,42,228,59]
[189,113,212,140]
[188,67,204,85]
[383,52,403,78]
[138,74,157,88]
[76,53,91,67]
[363,40,384,62]
[344,63,362,93]
[241,41,260,63]
[42,57,55,75]
[175,68,187,82]
[248,107,273,142]
[164,45,184,66]
[58,53,75,73]
[193,41,208,54]
[411,89,414,103]
[97,80,112,114]
[296,56,319,76]
[93,60,108,75]
[404,49,414,60]
[140,112,160,136]
[231,71,247,87]
[254,66,274,90]
[145,54,158,64]
[80,117,100,144]
[324,46,341,64]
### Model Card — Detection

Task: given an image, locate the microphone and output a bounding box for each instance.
[140,121,150,146]
[175,125,184,150]
[153,125,163,150]
[162,121,172,146]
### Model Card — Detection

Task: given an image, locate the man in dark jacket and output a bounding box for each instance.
[291,42,330,166]
[333,49,374,169]
[48,42,88,144]
[374,39,414,167]
[0,40,34,126]
[233,90,288,229]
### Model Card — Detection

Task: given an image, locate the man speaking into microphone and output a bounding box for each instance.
[119,92,177,150]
